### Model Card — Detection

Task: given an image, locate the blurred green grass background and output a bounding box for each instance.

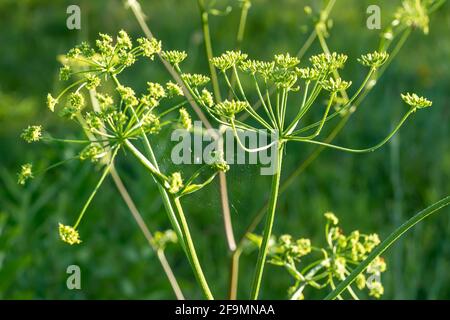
[0,0,449,299]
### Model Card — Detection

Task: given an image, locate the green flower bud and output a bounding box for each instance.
[58,223,81,245]
[117,85,138,107]
[17,163,33,185]
[166,172,184,194]
[200,89,214,108]
[166,81,184,98]
[211,50,248,71]
[368,281,384,298]
[137,37,162,58]
[401,92,432,110]
[321,77,352,92]
[147,82,166,100]
[358,51,389,68]
[179,108,192,131]
[79,143,106,162]
[324,212,339,225]
[85,74,101,90]
[181,73,210,88]
[161,50,187,67]
[59,65,71,81]
[274,53,300,69]
[96,93,114,109]
[367,256,387,274]
[152,229,178,250]
[117,30,132,50]
[47,93,58,112]
[356,274,366,290]
[21,125,43,143]
[310,52,347,74]
[213,100,249,118]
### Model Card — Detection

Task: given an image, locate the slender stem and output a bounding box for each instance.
[288,109,414,153]
[325,195,450,300]
[250,143,284,299]
[73,147,118,228]
[110,167,185,300]
[197,0,222,102]
[228,248,242,300]
[173,197,214,300]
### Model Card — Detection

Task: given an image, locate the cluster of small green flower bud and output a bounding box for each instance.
[262,212,386,299]
[21,125,43,143]
[61,92,85,119]
[161,50,188,67]
[323,212,386,298]
[166,172,184,194]
[212,100,249,118]
[358,51,389,68]
[321,77,352,93]
[58,223,81,245]
[181,73,211,88]
[179,108,192,130]
[211,50,248,71]
[310,52,348,74]
[269,234,312,266]
[79,143,106,162]
[394,0,430,34]
[17,163,33,185]
[401,92,432,110]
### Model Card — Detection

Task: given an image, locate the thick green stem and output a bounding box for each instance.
[125,139,213,299]
[250,143,284,299]
[173,197,214,300]
[325,195,450,300]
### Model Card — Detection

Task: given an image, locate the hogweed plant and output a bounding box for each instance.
[18,0,450,300]
[172,45,431,299]
[20,31,235,299]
